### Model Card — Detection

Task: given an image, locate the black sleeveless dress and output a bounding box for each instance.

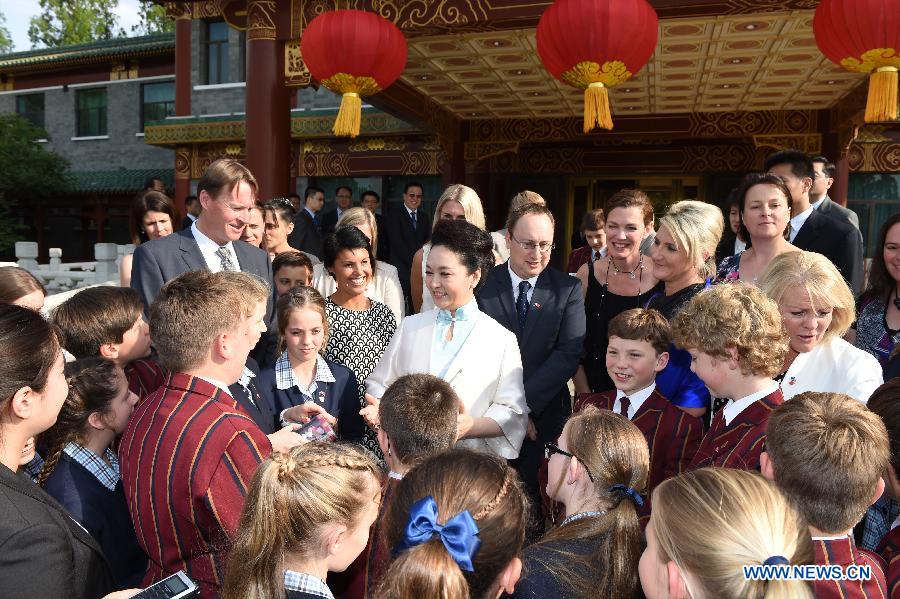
[582,259,662,393]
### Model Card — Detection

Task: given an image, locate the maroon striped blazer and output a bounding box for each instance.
[124,358,168,401]
[119,373,271,599]
[567,245,593,274]
[814,536,888,599]
[688,389,783,472]
[878,526,900,599]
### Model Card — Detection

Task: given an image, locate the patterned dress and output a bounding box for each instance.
[855,296,900,366]
[324,297,397,459]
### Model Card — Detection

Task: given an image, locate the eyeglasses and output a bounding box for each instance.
[544,442,595,482]
[510,234,555,253]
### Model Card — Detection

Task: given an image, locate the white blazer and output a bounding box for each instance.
[781,337,883,403]
[312,260,405,326]
[366,309,529,459]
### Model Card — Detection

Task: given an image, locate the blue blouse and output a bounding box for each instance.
[431,296,480,379]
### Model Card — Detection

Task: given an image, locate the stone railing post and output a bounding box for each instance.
[15,241,39,271]
[94,243,119,283]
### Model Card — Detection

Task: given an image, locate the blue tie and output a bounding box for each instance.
[516,280,531,332]
[410,210,417,230]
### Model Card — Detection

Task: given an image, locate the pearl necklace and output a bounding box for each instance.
[611,255,644,280]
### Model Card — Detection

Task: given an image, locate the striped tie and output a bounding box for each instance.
[215,246,237,272]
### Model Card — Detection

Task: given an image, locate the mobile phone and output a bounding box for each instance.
[127,571,199,598]
[297,414,337,442]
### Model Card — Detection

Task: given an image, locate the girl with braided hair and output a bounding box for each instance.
[39,357,144,588]
[223,442,381,599]
[378,448,527,599]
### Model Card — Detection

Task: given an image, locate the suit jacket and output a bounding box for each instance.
[566,245,594,274]
[814,536,888,599]
[366,309,528,459]
[793,208,865,294]
[124,357,168,402]
[181,215,195,230]
[229,358,278,435]
[287,209,324,260]
[689,389,783,471]
[119,373,272,598]
[0,463,114,599]
[130,227,274,323]
[321,208,340,236]
[383,205,430,292]
[878,525,900,599]
[819,195,860,229]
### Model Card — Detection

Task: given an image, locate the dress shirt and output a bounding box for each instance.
[734,237,747,254]
[191,222,239,273]
[194,375,233,397]
[273,351,336,402]
[283,571,334,599]
[722,381,780,426]
[788,206,814,243]
[186,213,197,224]
[305,207,318,221]
[508,262,539,304]
[811,197,825,211]
[614,383,656,420]
[63,442,120,491]
[431,296,480,379]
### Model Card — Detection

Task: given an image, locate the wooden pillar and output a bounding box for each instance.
[175,146,192,216]
[174,10,192,213]
[245,0,291,200]
[833,154,850,207]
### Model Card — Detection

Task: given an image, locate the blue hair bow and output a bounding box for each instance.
[609,484,645,507]
[393,496,482,572]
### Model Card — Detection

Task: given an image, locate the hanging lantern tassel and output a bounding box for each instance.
[584,82,613,132]
[334,92,362,137]
[865,66,899,123]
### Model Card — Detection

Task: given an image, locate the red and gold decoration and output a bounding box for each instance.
[300,9,407,137]
[813,0,900,122]
[536,0,658,132]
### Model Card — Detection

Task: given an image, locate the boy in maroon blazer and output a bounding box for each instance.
[575,308,702,509]
[762,391,889,599]
[672,283,788,472]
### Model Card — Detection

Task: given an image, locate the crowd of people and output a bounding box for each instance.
[1,150,899,599]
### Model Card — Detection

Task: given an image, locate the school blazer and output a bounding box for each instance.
[780,337,882,403]
[366,309,529,459]
[0,463,114,599]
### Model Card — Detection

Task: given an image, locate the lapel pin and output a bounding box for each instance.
[533,303,541,309]
[787,377,796,386]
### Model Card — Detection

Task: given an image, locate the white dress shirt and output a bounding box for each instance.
[195,375,233,398]
[788,206,814,243]
[191,222,240,273]
[722,381,780,426]
[508,262,538,304]
[734,237,747,254]
[614,383,656,420]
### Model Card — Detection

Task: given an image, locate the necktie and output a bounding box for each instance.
[215,246,236,271]
[516,280,531,332]
[618,396,631,418]
[313,213,321,232]
[410,210,417,229]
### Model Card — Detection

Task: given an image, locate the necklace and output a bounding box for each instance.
[611,255,643,279]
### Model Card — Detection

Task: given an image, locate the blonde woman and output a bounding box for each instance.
[312,207,404,325]
[759,251,882,402]
[410,184,492,313]
[640,468,814,599]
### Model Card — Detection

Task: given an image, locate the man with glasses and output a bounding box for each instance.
[321,185,354,236]
[476,197,586,538]
[384,182,430,311]
[810,155,859,229]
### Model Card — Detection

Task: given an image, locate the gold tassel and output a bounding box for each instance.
[864,66,898,123]
[333,92,362,137]
[584,82,613,133]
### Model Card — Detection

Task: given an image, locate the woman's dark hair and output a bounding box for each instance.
[0,266,46,305]
[0,304,61,409]
[38,358,120,486]
[323,226,375,275]
[130,190,177,245]
[429,219,495,290]
[263,197,295,225]
[735,172,794,242]
[861,213,900,305]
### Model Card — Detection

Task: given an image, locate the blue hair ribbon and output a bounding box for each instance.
[609,484,645,507]
[763,555,790,566]
[393,496,482,572]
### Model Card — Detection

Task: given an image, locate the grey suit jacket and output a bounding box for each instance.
[131,228,274,322]
[818,195,860,229]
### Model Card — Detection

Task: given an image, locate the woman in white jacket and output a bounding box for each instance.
[365,219,528,459]
[760,250,882,403]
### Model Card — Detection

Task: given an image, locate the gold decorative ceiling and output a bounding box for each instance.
[400,10,864,119]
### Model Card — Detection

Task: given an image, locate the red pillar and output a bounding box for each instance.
[833,154,850,207]
[174,14,192,213]
[245,0,291,200]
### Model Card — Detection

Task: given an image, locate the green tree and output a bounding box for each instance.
[28,0,125,48]
[0,114,70,251]
[0,11,13,54]
[132,1,174,35]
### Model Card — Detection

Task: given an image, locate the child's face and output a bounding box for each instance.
[274,266,312,297]
[585,228,606,251]
[329,475,382,572]
[116,316,152,365]
[283,307,325,363]
[606,336,665,396]
[104,367,139,436]
[639,518,672,599]
[687,349,729,398]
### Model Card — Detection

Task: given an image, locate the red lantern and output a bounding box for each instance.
[536,0,658,132]
[300,10,408,137]
[813,0,899,122]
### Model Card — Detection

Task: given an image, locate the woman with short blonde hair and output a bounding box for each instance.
[759,250,881,402]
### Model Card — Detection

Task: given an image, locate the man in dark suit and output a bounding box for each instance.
[130,158,274,322]
[180,194,201,230]
[287,186,325,260]
[320,185,354,236]
[384,182,430,309]
[766,150,864,294]
[362,190,388,261]
[476,200,586,530]
[811,155,860,229]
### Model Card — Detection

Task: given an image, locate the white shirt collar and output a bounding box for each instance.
[507,261,539,301]
[187,213,197,222]
[722,381,780,426]
[191,221,237,273]
[811,197,826,210]
[194,375,234,398]
[615,383,656,419]
[789,206,814,242]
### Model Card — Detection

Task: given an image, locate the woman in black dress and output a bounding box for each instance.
[575,189,661,394]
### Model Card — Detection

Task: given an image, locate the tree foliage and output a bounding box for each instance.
[28,0,125,48]
[0,114,70,251]
[132,1,174,35]
[0,11,13,54]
